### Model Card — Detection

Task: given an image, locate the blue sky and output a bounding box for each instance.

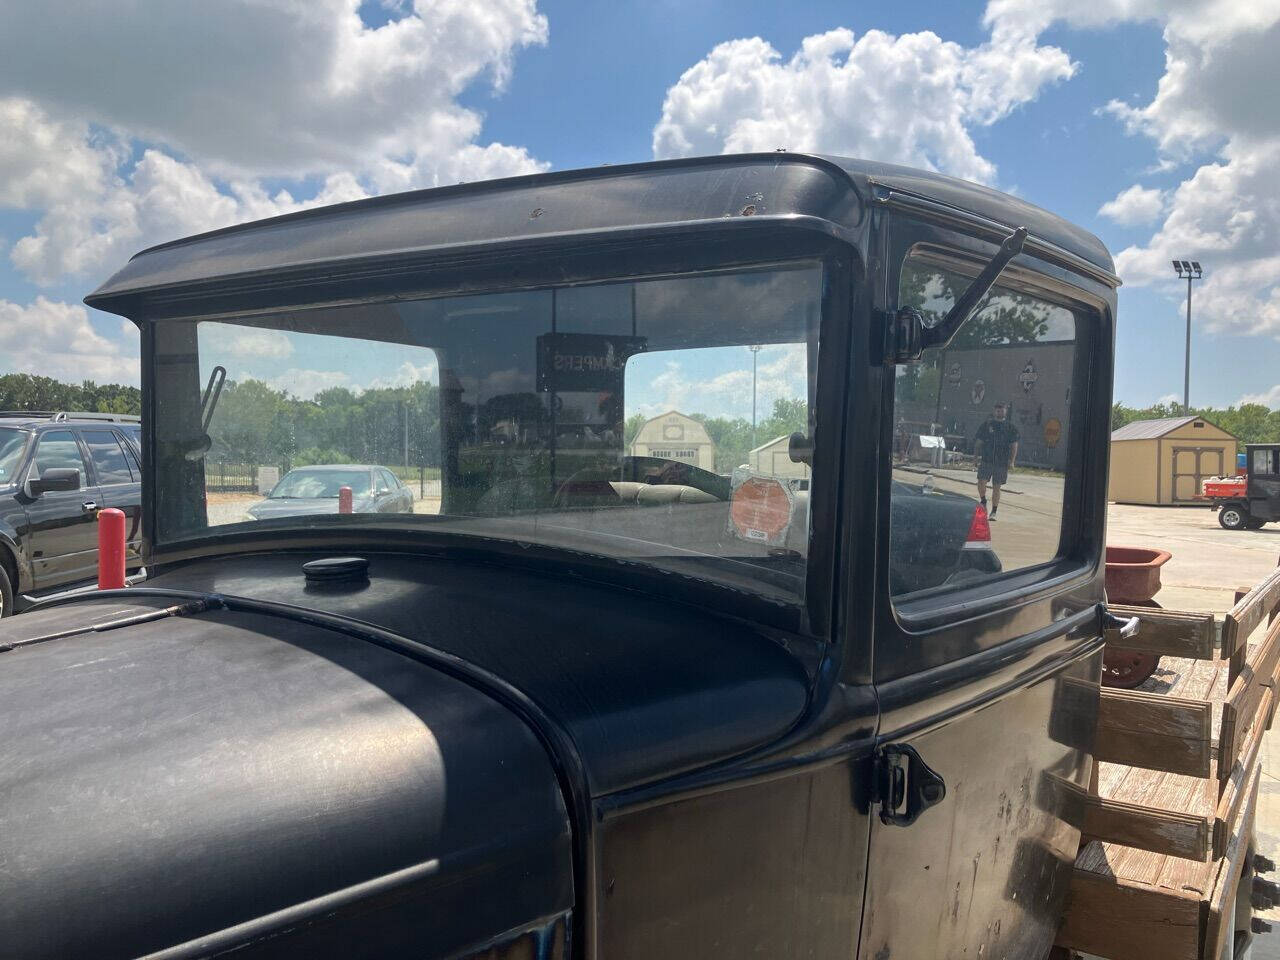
[1,0,1277,412]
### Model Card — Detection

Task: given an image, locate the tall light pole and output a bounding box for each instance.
[1171,260,1203,413]
[749,345,762,451]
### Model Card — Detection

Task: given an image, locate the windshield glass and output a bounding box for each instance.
[153,262,824,604]
[0,428,27,486]
[271,469,371,498]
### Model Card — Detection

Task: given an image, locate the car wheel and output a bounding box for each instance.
[0,562,13,618]
[1220,504,1249,530]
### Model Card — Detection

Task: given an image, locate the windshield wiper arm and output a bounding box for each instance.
[887,226,1028,363]
[182,365,226,461]
[923,226,1028,352]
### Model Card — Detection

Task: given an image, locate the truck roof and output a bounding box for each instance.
[85,153,1116,317]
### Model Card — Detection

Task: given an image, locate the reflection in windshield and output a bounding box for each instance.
[270,469,371,499]
[160,262,824,604]
[0,428,26,485]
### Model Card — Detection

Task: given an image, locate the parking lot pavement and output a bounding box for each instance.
[1107,502,1280,612]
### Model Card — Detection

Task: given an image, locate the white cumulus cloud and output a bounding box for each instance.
[1098,184,1165,225]
[985,0,1280,337]
[0,0,549,288]
[0,296,140,383]
[1240,385,1280,408]
[652,24,1076,184]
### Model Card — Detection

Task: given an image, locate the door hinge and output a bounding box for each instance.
[875,743,946,827]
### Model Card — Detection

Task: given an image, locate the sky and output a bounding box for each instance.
[1,0,1279,414]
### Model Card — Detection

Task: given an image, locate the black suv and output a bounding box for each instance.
[0,412,142,615]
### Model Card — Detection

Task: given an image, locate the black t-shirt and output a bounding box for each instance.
[975,418,1019,463]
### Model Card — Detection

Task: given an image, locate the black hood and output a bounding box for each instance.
[0,598,571,959]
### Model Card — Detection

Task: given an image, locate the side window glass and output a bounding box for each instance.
[1253,449,1272,475]
[83,430,135,485]
[889,256,1079,599]
[379,468,397,491]
[31,430,89,488]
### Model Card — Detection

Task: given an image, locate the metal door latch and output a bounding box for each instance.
[876,743,947,827]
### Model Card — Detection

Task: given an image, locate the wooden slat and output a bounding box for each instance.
[1094,689,1213,778]
[1221,564,1280,659]
[1206,761,1262,960]
[1219,616,1280,788]
[1081,793,1210,861]
[1057,863,1201,960]
[1105,604,1216,660]
[1214,685,1271,858]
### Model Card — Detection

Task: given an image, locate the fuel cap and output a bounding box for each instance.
[302,556,370,583]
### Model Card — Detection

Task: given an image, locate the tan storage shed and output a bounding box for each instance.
[1108,416,1237,505]
[630,411,716,472]
[748,434,811,482]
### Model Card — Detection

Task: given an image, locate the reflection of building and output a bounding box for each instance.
[930,341,1074,471]
[748,434,810,481]
[630,411,715,471]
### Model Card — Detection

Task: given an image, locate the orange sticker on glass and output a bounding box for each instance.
[729,475,793,545]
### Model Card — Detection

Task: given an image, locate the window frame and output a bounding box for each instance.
[140,233,857,640]
[81,428,137,487]
[872,216,1113,679]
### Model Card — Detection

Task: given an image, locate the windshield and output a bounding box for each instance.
[270,469,371,498]
[0,428,27,486]
[153,262,824,604]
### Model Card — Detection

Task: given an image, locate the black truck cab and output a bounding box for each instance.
[0,154,1117,959]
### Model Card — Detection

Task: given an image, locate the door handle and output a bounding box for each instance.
[876,743,947,827]
[81,500,98,513]
[1103,611,1141,640]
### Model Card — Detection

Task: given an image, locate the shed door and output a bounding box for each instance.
[1172,446,1222,502]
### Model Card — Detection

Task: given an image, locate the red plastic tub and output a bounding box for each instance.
[1103,546,1173,689]
[1104,545,1172,605]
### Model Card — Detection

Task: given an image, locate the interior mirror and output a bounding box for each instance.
[29,467,80,495]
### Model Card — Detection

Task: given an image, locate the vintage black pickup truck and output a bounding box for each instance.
[1,154,1124,959]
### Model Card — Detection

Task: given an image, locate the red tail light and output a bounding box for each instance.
[966,504,991,542]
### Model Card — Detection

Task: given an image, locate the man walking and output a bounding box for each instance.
[974,401,1019,520]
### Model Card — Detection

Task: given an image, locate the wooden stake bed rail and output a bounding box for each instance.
[1055,570,1280,960]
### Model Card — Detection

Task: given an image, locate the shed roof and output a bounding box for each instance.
[750,434,792,455]
[1110,416,1234,441]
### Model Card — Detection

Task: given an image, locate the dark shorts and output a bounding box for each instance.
[977,460,1008,485]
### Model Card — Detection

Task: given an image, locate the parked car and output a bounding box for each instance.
[245,464,414,520]
[889,477,1000,594]
[0,411,142,616]
[2,154,1153,959]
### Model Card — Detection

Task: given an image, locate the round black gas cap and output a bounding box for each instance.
[302,556,370,583]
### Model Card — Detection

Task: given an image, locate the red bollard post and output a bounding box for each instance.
[97,507,126,590]
[338,485,353,514]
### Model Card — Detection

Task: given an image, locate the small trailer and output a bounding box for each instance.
[1204,443,1280,530]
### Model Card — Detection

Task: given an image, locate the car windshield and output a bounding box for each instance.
[0,428,27,486]
[153,261,825,604]
[270,469,371,498]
